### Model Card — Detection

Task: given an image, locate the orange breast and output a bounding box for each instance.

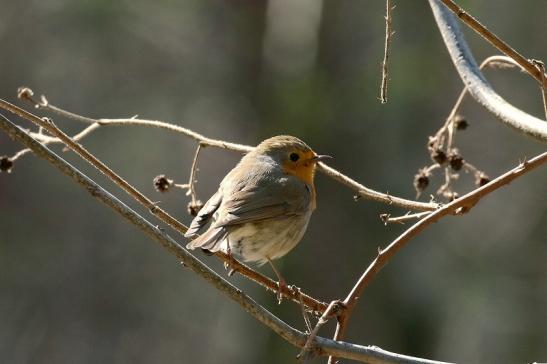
[282,161,317,210]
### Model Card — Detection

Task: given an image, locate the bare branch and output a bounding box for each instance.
[429,0,547,142]
[379,0,395,104]
[423,55,530,201]
[532,60,547,120]
[0,114,454,364]
[380,211,432,225]
[0,99,328,313]
[317,162,436,211]
[328,150,547,362]
[14,90,440,212]
[436,0,547,88]
[298,300,342,362]
[184,143,203,214]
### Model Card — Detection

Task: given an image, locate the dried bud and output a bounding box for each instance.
[187,200,204,216]
[413,169,430,194]
[448,152,464,171]
[453,115,468,130]
[17,87,34,101]
[443,191,459,202]
[431,149,447,165]
[0,156,14,173]
[153,174,173,192]
[475,173,490,187]
[427,136,437,149]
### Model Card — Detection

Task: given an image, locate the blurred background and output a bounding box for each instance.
[1,0,546,363]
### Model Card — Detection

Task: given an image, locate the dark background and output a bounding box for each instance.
[1,1,546,363]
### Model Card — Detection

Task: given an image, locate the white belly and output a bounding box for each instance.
[220,213,311,265]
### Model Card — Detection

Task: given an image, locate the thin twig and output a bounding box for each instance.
[186,143,202,205]
[1,98,187,233]
[531,60,547,120]
[436,167,452,197]
[380,211,432,225]
[14,88,440,212]
[12,122,102,161]
[427,55,539,200]
[0,99,328,313]
[434,55,531,154]
[297,300,341,362]
[317,161,436,211]
[379,0,395,104]
[296,288,313,334]
[328,151,547,363]
[437,0,547,88]
[1,113,452,364]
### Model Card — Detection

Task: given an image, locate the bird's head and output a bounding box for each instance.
[254,135,331,185]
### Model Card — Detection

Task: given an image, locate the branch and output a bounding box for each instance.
[317,162,436,211]
[380,211,432,225]
[298,300,343,362]
[328,150,547,363]
[429,0,547,142]
[14,88,439,212]
[0,99,327,313]
[379,0,395,104]
[0,115,454,364]
[437,0,547,88]
[437,55,532,150]
[418,55,530,201]
[185,143,203,210]
[532,60,547,120]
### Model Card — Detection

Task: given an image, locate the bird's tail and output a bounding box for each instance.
[186,227,227,253]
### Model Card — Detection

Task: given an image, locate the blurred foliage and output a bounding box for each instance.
[1,1,546,363]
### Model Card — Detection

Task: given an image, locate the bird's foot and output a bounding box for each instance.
[276,277,287,304]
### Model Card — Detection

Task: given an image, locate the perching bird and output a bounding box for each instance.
[185,135,329,297]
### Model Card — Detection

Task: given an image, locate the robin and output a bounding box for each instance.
[185,135,330,299]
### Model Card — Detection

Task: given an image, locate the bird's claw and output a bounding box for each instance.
[276,278,287,304]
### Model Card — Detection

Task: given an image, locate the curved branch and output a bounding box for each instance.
[437,0,547,88]
[329,150,547,363]
[0,100,327,313]
[429,0,547,142]
[14,89,440,212]
[0,114,453,364]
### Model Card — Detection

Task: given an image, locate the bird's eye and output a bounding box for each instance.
[289,153,300,162]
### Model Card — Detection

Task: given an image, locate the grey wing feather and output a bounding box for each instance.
[185,167,311,252]
[216,178,311,227]
[185,226,227,252]
[184,191,222,238]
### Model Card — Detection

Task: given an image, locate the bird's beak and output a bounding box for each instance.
[311,154,333,162]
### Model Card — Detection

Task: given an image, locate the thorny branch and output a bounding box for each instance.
[415,55,537,202]
[430,0,547,142]
[0,98,328,314]
[437,0,547,89]
[327,1,547,362]
[1,2,545,364]
[1,114,454,364]
[379,0,395,104]
[385,54,540,224]
[15,87,439,212]
[328,151,547,363]
[297,300,343,362]
[380,211,432,225]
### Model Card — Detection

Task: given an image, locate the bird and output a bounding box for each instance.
[184,135,330,299]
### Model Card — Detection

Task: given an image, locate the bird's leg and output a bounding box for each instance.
[267,257,287,304]
[223,237,236,276]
